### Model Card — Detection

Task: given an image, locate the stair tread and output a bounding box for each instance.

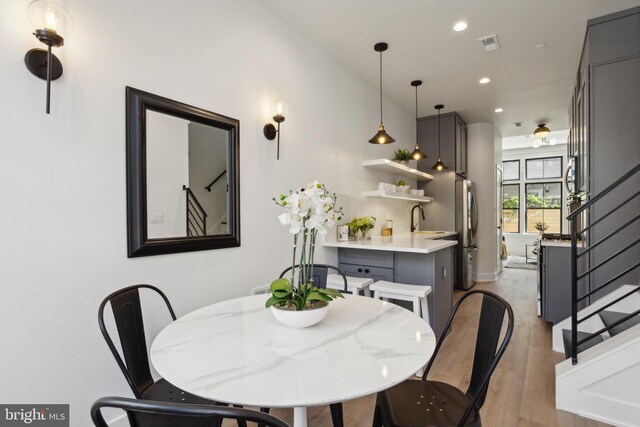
[562,329,605,359]
[599,310,640,336]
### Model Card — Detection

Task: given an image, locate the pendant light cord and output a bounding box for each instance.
[415,85,419,144]
[379,51,383,124]
[437,108,441,156]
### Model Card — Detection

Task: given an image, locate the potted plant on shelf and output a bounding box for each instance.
[267,181,345,328]
[347,216,376,240]
[393,148,411,166]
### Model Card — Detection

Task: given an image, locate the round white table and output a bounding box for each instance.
[150,294,436,427]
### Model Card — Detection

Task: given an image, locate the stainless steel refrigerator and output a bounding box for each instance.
[455,180,478,290]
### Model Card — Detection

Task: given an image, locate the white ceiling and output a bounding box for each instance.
[502,129,569,150]
[257,0,640,138]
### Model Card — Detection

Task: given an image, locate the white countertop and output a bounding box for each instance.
[540,239,582,248]
[323,233,457,254]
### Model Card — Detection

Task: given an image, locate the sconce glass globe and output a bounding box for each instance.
[532,139,542,148]
[269,98,288,121]
[549,138,557,146]
[27,1,73,42]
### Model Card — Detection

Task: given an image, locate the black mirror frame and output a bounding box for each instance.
[126,87,240,257]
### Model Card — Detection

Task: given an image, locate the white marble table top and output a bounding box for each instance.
[150,294,436,409]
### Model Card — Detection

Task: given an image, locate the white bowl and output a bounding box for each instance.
[409,189,419,195]
[270,304,329,328]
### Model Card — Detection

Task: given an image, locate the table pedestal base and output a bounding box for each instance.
[293,407,307,427]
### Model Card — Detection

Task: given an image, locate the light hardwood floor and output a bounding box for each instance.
[228,268,611,427]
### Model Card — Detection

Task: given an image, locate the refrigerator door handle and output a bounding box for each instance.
[470,192,478,238]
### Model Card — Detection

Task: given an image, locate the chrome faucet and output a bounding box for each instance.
[411,204,425,232]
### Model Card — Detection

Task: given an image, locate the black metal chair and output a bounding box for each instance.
[278,263,348,292]
[98,284,245,427]
[372,290,514,427]
[91,396,290,427]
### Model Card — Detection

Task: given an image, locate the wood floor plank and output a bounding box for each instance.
[224,268,611,427]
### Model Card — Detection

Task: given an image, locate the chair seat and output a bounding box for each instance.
[380,379,481,427]
[370,280,432,298]
[326,274,374,290]
[142,378,223,405]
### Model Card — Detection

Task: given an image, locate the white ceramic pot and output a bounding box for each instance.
[270,304,329,328]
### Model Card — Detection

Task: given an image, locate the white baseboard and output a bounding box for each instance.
[473,271,498,282]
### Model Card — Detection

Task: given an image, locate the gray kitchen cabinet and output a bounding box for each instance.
[395,247,454,339]
[338,248,395,282]
[338,246,454,339]
[539,245,588,323]
[568,7,640,302]
[417,111,467,178]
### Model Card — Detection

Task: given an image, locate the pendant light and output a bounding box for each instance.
[409,80,427,160]
[368,42,395,144]
[432,104,448,171]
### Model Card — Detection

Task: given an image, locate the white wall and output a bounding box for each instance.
[0,1,417,425]
[502,145,568,256]
[467,123,502,282]
[146,111,189,238]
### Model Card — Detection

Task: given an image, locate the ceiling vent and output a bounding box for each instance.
[479,34,501,52]
[513,121,524,128]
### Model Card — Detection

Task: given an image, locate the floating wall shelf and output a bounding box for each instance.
[362,159,434,181]
[362,190,434,203]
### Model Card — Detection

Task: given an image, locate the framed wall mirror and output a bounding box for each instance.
[126,87,240,257]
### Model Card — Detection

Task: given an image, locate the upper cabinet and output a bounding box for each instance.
[417,111,467,177]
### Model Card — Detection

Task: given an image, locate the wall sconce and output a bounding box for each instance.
[24,0,73,114]
[263,98,287,160]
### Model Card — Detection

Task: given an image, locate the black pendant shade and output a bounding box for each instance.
[432,104,448,171]
[409,80,427,160]
[369,42,395,144]
[369,124,396,144]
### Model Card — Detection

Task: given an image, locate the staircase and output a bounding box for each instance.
[554,163,640,427]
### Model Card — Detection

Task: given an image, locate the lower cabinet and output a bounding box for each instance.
[337,247,454,339]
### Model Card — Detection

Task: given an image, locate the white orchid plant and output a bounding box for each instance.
[266,181,345,311]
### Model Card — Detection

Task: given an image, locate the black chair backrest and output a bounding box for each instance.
[98,284,177,398]
[279,263,348,292]
[91,396,290,427]
[423,290,514,426]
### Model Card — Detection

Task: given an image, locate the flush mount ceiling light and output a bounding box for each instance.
[409,80,427,160]
[263,98,287,160]
[368,42,395,145]
[453,21,468,32]
[24,0,73,114]
[432,104,448,171]
[494,107,504,113]
[479,77,491,84]
[533,123,550,138]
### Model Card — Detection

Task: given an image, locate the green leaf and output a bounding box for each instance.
[265,296,287,308]
[307,292,331,302]
[322,288,344,298]
[270,278,292,293]
[272,289,291,298]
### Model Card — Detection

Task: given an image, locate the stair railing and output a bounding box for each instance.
[205,170,227,192]
[183,185,207,237]
[568,162,640,365]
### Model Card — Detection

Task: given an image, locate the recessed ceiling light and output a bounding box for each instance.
[479,77,491,84]
[534,43,548,49]
[453,21,468,32]
[494,107,504,113]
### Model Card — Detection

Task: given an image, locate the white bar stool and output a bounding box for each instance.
[369,280,431,324]
[326,274,374,297]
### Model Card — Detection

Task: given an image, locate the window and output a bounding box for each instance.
[502,160,520,181]
[502,184,520,233]
[526,182,562,233]
[526,157,563,179]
